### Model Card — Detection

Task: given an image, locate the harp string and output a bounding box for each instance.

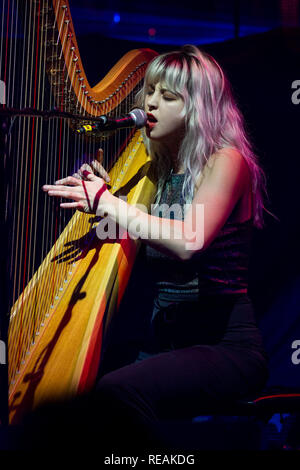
[9,0,27,308]
[9,0,44,371]
[6,0,14,107]
[16,0,41,368]
[3,0,10,94]
[0,4,5,90]
[28,0,50,352]
[8,0,32,369]
[58,0,88,304]
[7,0,20,311]
[7,0,151,386]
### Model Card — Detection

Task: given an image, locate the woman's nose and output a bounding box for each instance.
[147,102,156,111]
[146,94,158,110]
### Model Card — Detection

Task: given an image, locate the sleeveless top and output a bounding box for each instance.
[145,173,253,302]
[139,173,267,355]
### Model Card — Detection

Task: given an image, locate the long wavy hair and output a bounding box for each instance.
[136,44,268,228]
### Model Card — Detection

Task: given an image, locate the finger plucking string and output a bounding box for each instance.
[79,163,93,180]
[91,160,110,183]
[82,170,92,179]
[54,176,82,186]
[96,148,104,164]
[42,183,82,198]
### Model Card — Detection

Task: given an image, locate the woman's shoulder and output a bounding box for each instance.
[195,147,250,191]
[208,147,246,168]
[212,147,253,223]
[194,147,253,224]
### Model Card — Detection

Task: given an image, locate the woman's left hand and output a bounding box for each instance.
[42,171,108,214]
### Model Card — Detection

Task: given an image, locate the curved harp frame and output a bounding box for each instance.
[7,0,158,424]
[50,1,157,116]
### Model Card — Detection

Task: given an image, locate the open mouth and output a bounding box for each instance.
[147,113,157,123]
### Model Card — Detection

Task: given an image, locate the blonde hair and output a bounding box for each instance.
[136,44,268,228]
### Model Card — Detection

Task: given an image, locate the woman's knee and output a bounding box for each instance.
[95,368,159,426]
[95,368,143,418]
[96,369,131,401]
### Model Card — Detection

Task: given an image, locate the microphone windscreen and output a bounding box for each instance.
[129,108,147,129]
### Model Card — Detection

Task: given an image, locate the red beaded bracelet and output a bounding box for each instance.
[81,171,107,213]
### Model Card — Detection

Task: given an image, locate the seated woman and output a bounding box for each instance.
[43,44,269,452]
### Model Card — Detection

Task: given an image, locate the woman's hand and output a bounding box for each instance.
[75,149,111,184]
[90,148,110,183]
[42,150,111,214]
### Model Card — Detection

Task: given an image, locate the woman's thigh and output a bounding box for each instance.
[96,344,267,421]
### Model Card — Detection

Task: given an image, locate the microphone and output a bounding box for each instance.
[76,108,147,134]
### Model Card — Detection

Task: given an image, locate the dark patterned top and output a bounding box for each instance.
[145,172,253,302]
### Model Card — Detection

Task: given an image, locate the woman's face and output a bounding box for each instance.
[144,81,185,153]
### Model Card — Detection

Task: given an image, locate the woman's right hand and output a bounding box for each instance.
[74,148,111,184]
[91,148,110,183]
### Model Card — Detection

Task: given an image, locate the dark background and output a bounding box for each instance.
[0,0,298,452]
[65,0,300,389]
[0,1,298,404]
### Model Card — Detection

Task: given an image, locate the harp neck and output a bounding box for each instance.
[50,0,157,116]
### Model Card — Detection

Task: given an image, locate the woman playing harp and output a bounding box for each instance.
[42,44,269,451]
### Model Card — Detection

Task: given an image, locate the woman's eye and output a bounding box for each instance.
[163,94,176,100]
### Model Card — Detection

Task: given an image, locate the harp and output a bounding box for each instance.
[0,0,157,425]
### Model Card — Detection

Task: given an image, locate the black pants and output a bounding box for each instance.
[13,295,268,453]
[92,294,268,452]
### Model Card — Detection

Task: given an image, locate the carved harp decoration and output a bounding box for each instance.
[0,0,157,424]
